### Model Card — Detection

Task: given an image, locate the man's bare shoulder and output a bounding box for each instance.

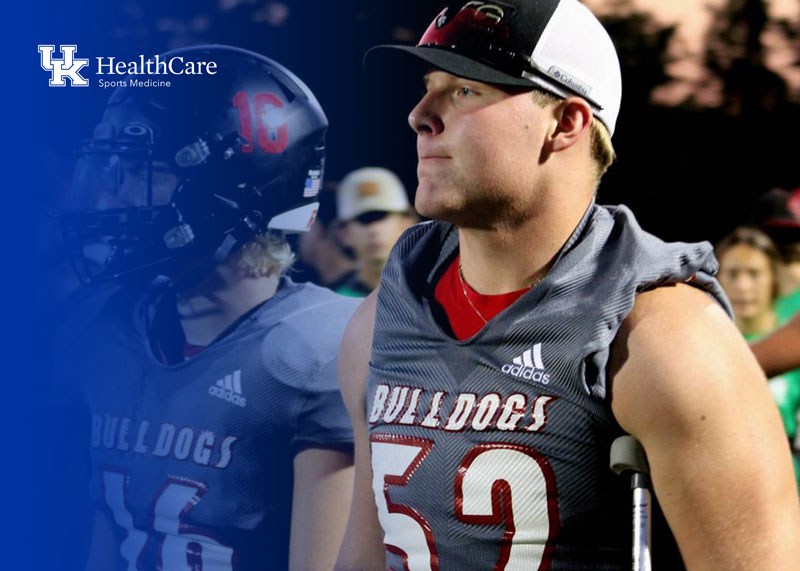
[609,283,759,434]
[618,282,729,337]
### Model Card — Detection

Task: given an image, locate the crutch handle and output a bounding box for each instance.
[610,434,650,477]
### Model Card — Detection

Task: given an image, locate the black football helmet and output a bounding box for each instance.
[61,45,327,284]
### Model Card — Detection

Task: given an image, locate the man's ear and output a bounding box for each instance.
[548,97,593,153]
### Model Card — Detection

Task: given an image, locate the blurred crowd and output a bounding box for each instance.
[714,187,800,484]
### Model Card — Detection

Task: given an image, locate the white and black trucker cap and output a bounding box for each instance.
[366,0,622,135]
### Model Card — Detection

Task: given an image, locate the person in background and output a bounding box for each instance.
[297,187,358,290]
[335,167,417,297]
[717,226,800,487]
[753,187,800,314]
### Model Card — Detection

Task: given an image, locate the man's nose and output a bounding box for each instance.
[408,91,444,136]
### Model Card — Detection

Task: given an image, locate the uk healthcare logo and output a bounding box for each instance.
[38,45,89,87]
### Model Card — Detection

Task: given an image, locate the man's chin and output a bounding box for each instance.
[415,199,469,227]
[414,185,459,221]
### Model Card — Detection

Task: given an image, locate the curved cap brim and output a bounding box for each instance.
[364,44,534,89]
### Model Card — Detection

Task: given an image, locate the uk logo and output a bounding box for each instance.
[38,44,89,87]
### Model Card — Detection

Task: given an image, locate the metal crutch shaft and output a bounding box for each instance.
[610,435,652,571]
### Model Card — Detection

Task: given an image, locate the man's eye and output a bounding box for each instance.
[457,86,475,96]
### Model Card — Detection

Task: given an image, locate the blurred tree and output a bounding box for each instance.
[595,0,799,242]
[597,0,677,109]
[700,0,793,115]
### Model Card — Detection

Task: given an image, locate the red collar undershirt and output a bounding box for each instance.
[433,255,531,340]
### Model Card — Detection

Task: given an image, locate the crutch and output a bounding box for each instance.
[610,435,652,571]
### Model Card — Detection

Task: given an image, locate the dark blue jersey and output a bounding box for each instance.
[52,278,358,571]
[366,204,729,571]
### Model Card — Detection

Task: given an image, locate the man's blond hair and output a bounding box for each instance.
[227,232,295,278]
[530,90,616,182]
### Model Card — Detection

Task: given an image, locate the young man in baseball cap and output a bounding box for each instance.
[335,1,800,569]
[335,167,417,297]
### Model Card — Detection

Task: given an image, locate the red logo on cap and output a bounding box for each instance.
[788,189,800,221]
[419,3,511,49]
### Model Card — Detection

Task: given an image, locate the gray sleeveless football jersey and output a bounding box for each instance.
[52,278,358,571]
[366,204,729,571]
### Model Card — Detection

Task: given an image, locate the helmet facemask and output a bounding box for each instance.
[59,46,329,287]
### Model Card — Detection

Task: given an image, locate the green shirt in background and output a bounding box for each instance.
[745,287,800,489]
[775,287,800,320]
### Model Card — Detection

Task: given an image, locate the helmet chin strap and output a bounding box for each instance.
[163,210,259,293]
[159,253,225,295]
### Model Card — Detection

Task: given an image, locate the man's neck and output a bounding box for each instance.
[176,269,280,346]
[458,192,593,294]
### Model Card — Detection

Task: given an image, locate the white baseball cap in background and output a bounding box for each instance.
[337,167,411,221]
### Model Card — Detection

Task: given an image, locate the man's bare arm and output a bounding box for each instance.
[334,290,386,571]
[610,284,800,570]
[289,448,354,571]
[751,312,800,378]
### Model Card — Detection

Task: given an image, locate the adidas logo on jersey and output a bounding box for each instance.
[208,370,247,408]
[501,343,550,384]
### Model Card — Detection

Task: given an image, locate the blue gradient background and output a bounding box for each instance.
[9,3,36,569]
[25,3,410,570]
